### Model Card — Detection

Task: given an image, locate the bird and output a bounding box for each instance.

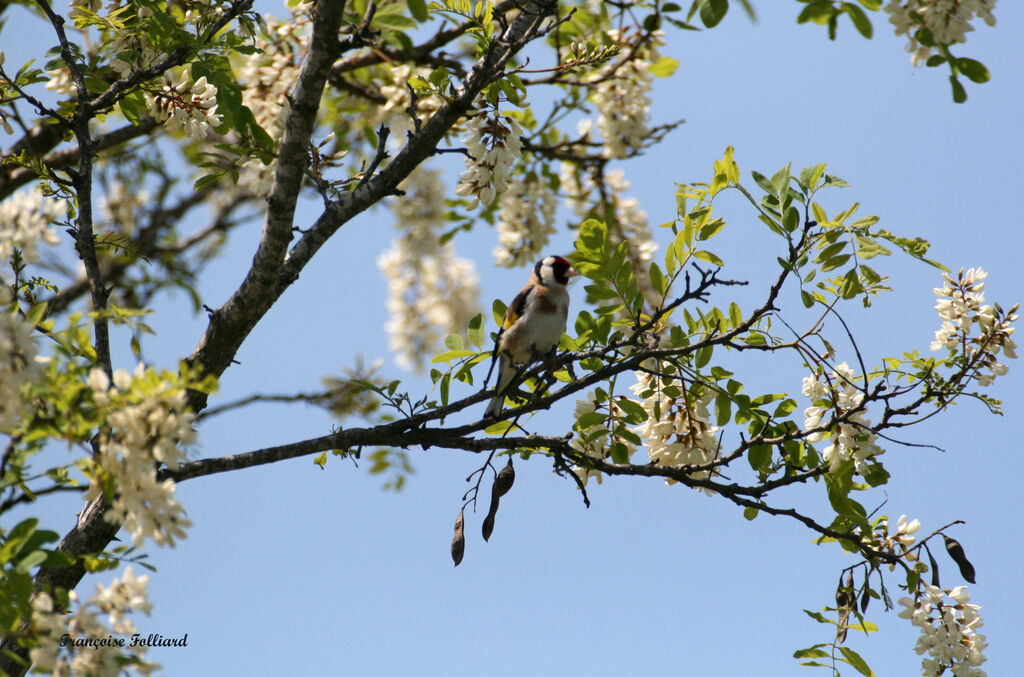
[484,255,578,420]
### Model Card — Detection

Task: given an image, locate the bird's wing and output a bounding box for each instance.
[485,284,534,386]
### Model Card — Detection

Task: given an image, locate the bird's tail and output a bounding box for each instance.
[484,353,516,420]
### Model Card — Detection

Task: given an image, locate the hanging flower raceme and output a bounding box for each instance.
[454,104,523,208]
[379,169,480,371]
[897,585,988,677]
[493,175,558,267]
[0,304,41,432]
[801,362,884,475]
[30,567,158,676]
[86,365,196,548]
[588,30,660,159]
[929,267,1017,386]
[631,370,719,493]
[0,186,65,262]
[884,0,997,65]
[145,67,222,141]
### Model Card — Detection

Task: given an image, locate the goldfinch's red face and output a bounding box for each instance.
[536,255,578,286]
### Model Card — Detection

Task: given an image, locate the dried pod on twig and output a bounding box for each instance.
[925,543,940,588]
[943,535,976,584]
[481,509,495,542]
[835,571,854,643]
[492,458,515,498]
[451,510,465,567]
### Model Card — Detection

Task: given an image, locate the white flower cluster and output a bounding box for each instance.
[897,585,987,676]
[567,393,637,487]
[631,370,719,492]
[234,9,310,196]
[455,106,523,208]
[884,0,997,65]
[0,308,41,431]
[374,64,444,141]
[145,68,222,141]
[378,169,480,371]
[30,568,157,676]
[588,31,659,159]
[567,371,721,491]
[493,176,558,267]
[802,362,884,475]
[0,186,65,262]
[87,365,195,548]
[862,514,923,567]
[930,267,1017,386]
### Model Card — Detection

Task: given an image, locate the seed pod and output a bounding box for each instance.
[492,458,515,498]
[451,510,465,567]
[479,501,495,544]
[835,571,854,643]
[925,544,940,588]
[943,535,976,584]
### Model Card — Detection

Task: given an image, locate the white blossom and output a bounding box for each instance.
[493,176,558,267]
[87,365,195,548]
[801,362,884,475]
[379,169,480,371]
[0,186,65,262]
[230,7,311,196]
[455,105,523,208]
[373,64,444,141]
[897,585,988,676]
[145,68,222,141]
[30,568,158,676]
[631,370,719,493]
[588,30,661,159]
[930,267,1017,386]
[884,0,997,65]
[567,393,617,486]
[0,308,41,431]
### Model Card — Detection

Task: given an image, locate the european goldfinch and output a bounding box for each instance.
[484,255,578,419]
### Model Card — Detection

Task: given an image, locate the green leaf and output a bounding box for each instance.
[769,164,791,197]
[728,302,742,327]
[793,648,830,659]
[950,75,967,103]
[803,609,831,624]
[693,250,724,266]
[843,3,873,38]
[857,0,881,10]
[16,550,47,573]
[797,1,834,25]
[699,0,729,28]
[715,391,731,426]
[444,334,464,351]
[748,444,771,472]
[838,646,875,676]
[957,57,990,84]
[406,0,428,21]
[314,451,327,469]
[467,313,485,348]
[647,56,680,78]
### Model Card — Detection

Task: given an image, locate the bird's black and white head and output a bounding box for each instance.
[534,255,578,287]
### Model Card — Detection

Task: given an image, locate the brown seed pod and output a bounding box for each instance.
[451,510,465,567]
[482,506,496,542]
[943,535,976,584]
[492,458,515,498]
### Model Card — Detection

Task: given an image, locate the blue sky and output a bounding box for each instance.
[4,2,1023,675]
